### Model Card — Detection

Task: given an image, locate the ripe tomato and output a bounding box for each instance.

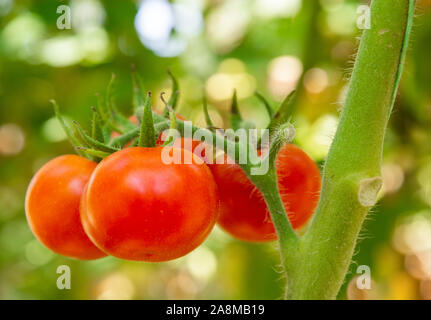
[80,146,219,262]
[25,155,106,260]
[208,144,321,242]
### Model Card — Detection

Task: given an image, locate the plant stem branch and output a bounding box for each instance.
[286,0,416,300]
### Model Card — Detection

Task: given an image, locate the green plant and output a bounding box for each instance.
[42,0,416,299]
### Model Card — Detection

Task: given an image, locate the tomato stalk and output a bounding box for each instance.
[285,0,416,299]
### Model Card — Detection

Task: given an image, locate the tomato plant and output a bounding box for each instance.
[25,155,106,260]
[80,147,219,262]
[23,0,416,299]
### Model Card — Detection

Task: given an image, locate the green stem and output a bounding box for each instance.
[252,167,299,267]
[286,0,416,300]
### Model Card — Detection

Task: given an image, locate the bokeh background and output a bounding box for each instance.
[1,0,431,300]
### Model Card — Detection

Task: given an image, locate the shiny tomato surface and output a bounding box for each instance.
[25,155,106,260]
[80,146,218,261]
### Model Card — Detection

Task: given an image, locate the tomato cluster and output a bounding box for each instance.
[26,145,218,262]
[177,139,321,242]
[26,131,320,262]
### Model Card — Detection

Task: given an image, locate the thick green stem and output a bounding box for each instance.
[251,169,299,266]
[286,0,415,299]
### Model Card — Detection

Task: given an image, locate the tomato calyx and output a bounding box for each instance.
[52,69,180,162]
[53,65,299,170]
[136,91,156,148]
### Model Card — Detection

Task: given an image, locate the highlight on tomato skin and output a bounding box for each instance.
[208,144,321,243]
[80,146,219,262]
[25,155,107,260]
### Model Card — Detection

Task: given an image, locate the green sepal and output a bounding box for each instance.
[138,92,156,147]
[73,121,120,153]
[255,91,274,118]
[162,69,180,117]
[75,146,111,159]
[230,90,242,130]
[51,100,87,158]
[268,91,296,138]
[95,93,109,123]
[109,127,139,148]
[91,107,104,142]
[162,106,178,147]
[202,93,215,129]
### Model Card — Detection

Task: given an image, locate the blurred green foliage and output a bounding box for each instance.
[1,0,431,300]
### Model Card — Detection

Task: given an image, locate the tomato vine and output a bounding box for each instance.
[42,0,417,300]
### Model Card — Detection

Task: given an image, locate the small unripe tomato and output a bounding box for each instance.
[25,155,106,260]
[80,146,219,262]
[208,144,321,242]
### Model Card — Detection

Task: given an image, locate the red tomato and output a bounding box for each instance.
[208,144,321,242]
[80,146,219,262]
[25,155,106,260]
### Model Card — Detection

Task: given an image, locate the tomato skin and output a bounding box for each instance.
[275,145,321,229]
[208,144,321,242]
[80,147,219,262]
[25,155,106,260]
